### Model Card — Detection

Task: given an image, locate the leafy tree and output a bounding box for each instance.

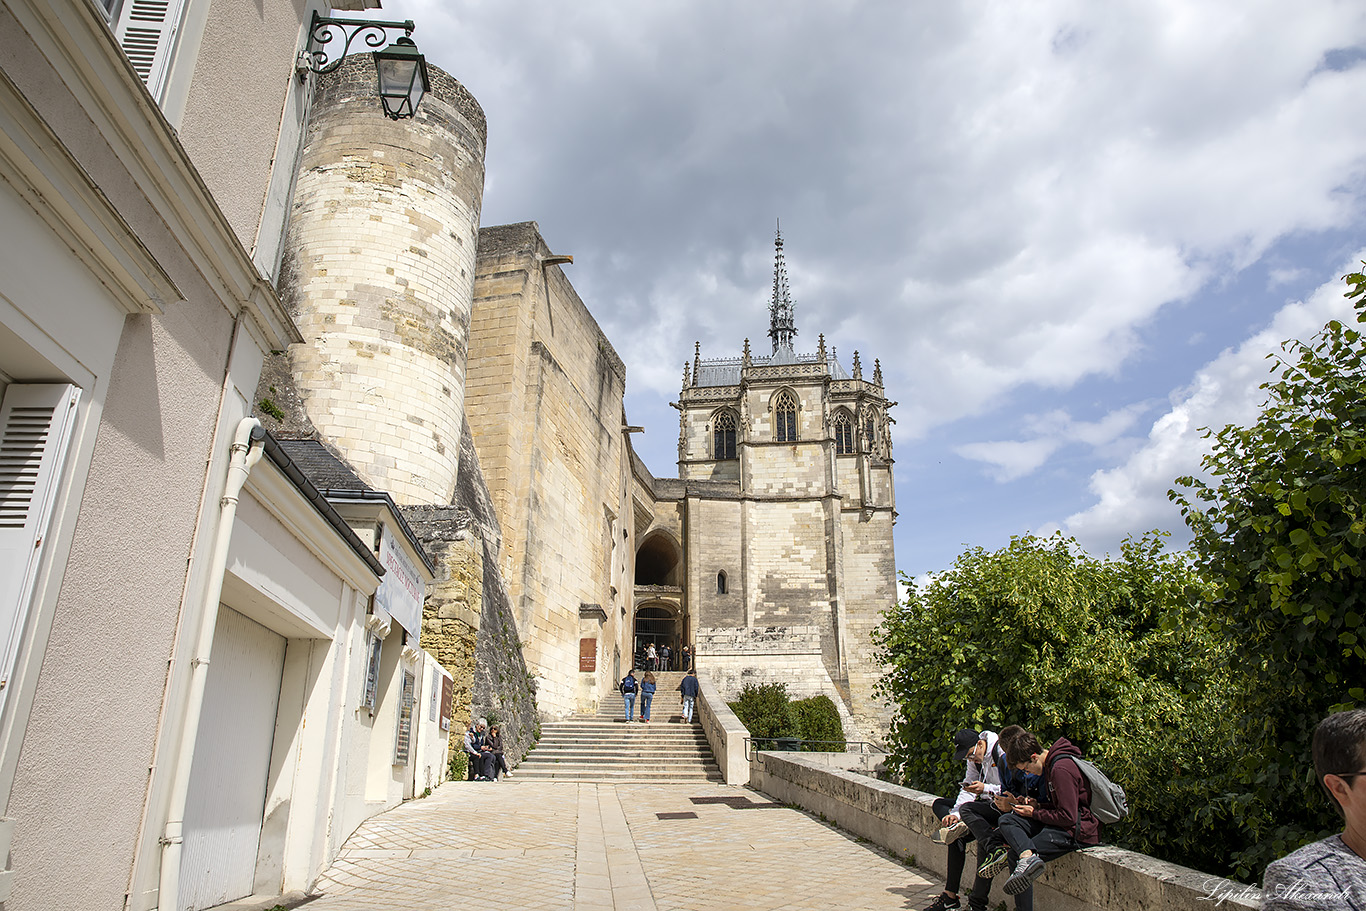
[874,532,1239,874]
[1169,267,1366,875]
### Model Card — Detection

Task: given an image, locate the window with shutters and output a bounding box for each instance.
[394,670,415,764]
[833,409,854,454]
[0,384,80,705]
[361,631,382,713]
[773,390,798,442]
[113,0,190,100]
[712,410,737,460]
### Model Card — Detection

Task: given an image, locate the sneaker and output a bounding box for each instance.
[504,770,513,778]
[976,846,1009,879]
[920,893,961,911]
[937,821,969,845]
[1003,854,1045,895]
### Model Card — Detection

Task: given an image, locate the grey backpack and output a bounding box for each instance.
[1071,757,1129,825]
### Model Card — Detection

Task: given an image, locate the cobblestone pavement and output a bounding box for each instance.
[309,780,941,911]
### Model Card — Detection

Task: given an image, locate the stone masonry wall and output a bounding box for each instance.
[280,56,485,505]
[405,421,538,766]
[840,509,897,737]
[466,223,632,719]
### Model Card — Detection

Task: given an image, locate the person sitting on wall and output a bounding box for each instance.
[678,668,700,723]
[961,726,1043,901]
[982,728,1100,909]
[921,728,1009,911]
[485,723,511,780]
[1262,708,1366,910]
[620,669,639,722]
[463,720,485,781]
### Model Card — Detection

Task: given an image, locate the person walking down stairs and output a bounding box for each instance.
[620,669,639,722]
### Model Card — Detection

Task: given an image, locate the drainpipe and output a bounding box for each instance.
[158,417,266,911]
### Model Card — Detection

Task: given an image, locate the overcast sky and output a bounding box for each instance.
[380,0,1366,579]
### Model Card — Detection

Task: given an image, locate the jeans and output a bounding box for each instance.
[624,692,636,720]
[997,814,1080,911]
[931,797,991,906]
[642,693,653,720]
[681,695,695,722]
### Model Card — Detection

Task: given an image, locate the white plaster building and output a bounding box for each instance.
[0,1,455,909]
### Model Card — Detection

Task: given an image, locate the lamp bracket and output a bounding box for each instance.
[299,12,417,77]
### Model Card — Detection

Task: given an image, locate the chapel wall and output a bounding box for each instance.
[839,509,897,733]
[684,497,745,629]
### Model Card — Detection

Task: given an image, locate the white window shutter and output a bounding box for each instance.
[0,384,80,701]
[115,0,188,99]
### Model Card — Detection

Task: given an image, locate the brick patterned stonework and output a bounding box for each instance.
[465,224,633,719]
[280,56,485,506]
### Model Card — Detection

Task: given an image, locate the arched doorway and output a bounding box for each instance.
[633,604,680,671]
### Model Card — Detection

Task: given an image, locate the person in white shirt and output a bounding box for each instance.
[922,729,1007,911]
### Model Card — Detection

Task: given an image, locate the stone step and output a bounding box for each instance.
[513,765,721,780]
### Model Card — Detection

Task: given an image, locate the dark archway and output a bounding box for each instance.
[635,533,680,587]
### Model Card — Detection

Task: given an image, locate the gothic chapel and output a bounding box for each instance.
[635,229,899,736]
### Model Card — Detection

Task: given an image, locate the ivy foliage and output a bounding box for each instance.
[1167,266,1366,874]
[873,532,1240,875]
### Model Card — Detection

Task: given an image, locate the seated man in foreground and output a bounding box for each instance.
[982,728,1100,910]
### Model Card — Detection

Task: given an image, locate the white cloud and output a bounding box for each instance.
[1061,250,1366,551]
[956,404,1149,481]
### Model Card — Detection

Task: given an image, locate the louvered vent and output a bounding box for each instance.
[120,0,172,82]
[0,405,54,529]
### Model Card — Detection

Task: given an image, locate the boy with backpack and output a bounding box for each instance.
[620,669,639,722]
[978,728,1111,910]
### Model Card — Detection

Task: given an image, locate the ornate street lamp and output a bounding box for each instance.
[298,13,431,119]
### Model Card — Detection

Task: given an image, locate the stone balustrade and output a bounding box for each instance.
[750,750,1260,911]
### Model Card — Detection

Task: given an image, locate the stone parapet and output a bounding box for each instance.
[751,751,1258,911]
[695,672,750,786]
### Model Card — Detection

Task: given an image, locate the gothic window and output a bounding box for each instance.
[774,390,798,442]
[863,412,878,452]
[713,411,737,460]
[833,410,854,455]
[717,571,728,594]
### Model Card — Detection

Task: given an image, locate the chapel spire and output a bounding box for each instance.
[768,221,797,354]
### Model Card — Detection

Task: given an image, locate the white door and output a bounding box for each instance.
[179,606,286,910]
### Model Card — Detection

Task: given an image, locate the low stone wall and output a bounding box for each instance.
[695,672,750,785]
[751,751,1259,911]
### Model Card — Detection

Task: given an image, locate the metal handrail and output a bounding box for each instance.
[743,737,888,762]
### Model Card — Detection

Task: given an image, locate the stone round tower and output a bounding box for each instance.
[281,54,486,505]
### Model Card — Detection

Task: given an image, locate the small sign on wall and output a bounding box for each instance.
[579,637,597,672]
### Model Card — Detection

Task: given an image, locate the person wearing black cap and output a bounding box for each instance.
[922,728,1008,911]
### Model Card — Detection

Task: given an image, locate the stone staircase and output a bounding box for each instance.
[513,671,722,782]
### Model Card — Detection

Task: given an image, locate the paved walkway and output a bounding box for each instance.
[308,780,941,911]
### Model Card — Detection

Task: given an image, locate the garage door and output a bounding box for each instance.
[179,606,286,910]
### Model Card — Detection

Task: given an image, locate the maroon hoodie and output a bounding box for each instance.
[1032,737,1100,846]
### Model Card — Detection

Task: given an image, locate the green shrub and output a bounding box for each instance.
[729,682,797,740]
[875,531,1241,877]
[791,695,845,751]
[448,751,466,781]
